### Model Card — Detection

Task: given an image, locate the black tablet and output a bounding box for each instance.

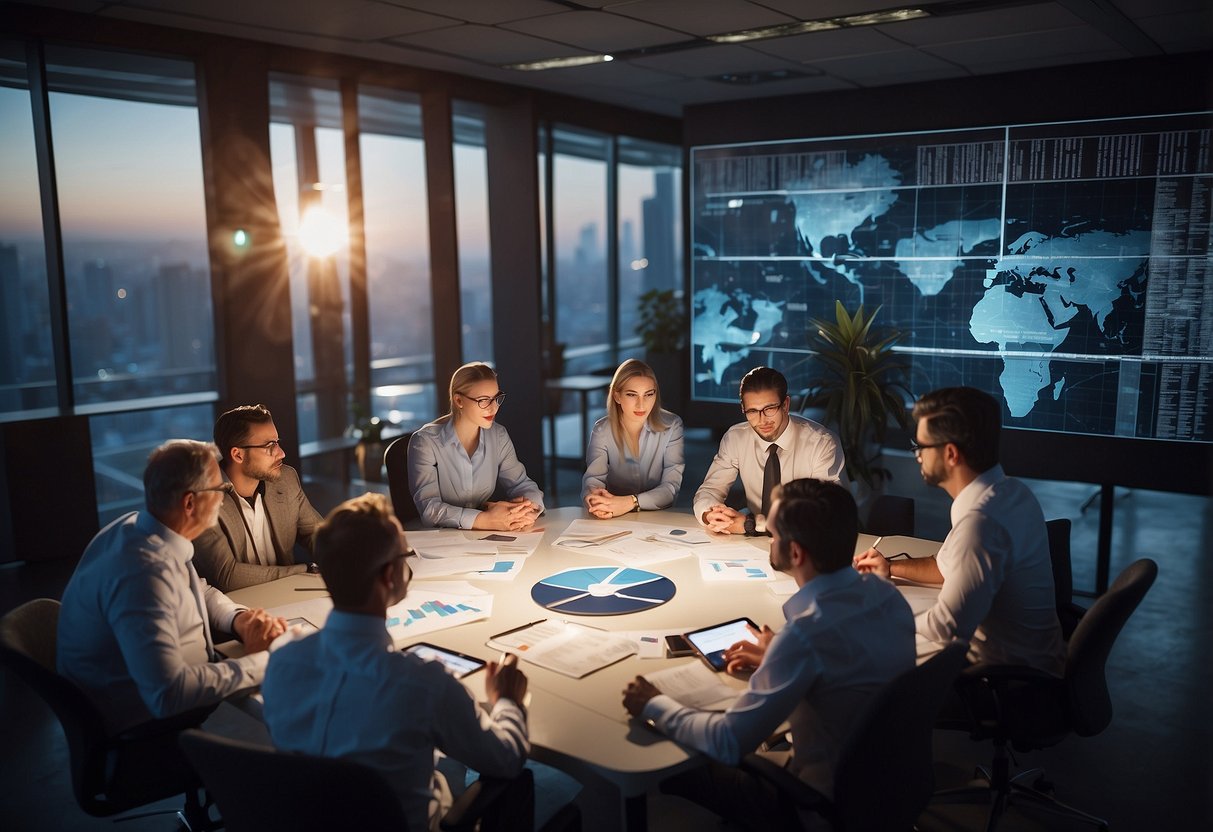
[403,642,487,678]
[684,617,759,671]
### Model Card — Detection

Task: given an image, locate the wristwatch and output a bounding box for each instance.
[743,514,758,536]
[631,494,640,512]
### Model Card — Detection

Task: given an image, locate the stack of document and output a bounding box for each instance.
[487,619,635,678]
[641,661,742,711]
[407,529,542,580]
[696,542,777,582]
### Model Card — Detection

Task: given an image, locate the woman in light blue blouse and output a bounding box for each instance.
[582,359,684,518]
[408,362,544,530]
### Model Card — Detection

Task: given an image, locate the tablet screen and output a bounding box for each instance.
[684,618,758,671]
[403,643,486,678]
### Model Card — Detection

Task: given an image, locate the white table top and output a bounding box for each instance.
[228,506,942,796]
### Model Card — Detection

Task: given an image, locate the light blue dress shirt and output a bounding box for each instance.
[580,411,685,510]
[56,511,264,733]
[407,418,545,529]
[642,567,915,799]
[263,611,528,832]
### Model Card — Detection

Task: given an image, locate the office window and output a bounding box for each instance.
[453,101,492,364]
[618,138,682,351]
[37,46,218,522]
[552,127,609,374]
[0,42,56,417]
[269,75,353,446]
[358,86,436,427]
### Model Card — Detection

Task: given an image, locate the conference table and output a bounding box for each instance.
[228,506,942,832]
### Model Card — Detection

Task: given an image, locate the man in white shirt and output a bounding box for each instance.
[58,439,285,734]
[694,366,845,535]
[854,386,1065,674]
[263,493,531,832]
[193,404,323,591]
[624,479,915,829]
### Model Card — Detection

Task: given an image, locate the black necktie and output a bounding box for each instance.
[761,444,781,517]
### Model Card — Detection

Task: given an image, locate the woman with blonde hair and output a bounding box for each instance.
[408,362,544,530]
[582,359,684,518]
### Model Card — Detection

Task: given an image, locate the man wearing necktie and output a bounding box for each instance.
[58,439,286,733]
[695,367,846,535]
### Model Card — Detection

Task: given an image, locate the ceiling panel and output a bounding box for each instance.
[628,43,804,76]
[644,72,854,106]
[610,0,794,37]
[756,0,900,17]
[745,26,906,62]
[388,23,584,64]
[808,47,960,81]
[501,10,690,51]
[880,4,1088,46]
[379,0,565,26]
[540,59,686,89]
[127,0,452,40]
[923,24,1128,65]
[1134,11,1213,51]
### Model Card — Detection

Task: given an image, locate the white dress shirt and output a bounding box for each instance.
[57,511,265,733]
[263,611,529,832]
[233,486,277,565]
[580,411,685,510]
[693,414,846,523]
[918,465,1066,675]
[642,567,915,799]
[408,418,545,529]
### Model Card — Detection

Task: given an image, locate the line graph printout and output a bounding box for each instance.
[691,113,1212,442]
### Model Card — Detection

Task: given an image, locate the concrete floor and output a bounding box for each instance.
[2,424,1210,830]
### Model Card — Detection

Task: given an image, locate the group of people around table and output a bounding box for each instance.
[54,353,1067,831]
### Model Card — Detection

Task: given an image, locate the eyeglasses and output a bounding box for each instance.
[742,402,784,421]
[237,440,283,454]
[193,482,233,495]
[910,439,948,456]
[466,393,506,409]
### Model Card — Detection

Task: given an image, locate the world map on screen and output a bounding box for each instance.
[691,115,1211,442]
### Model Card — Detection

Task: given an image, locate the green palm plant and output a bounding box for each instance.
[803,301,912,489]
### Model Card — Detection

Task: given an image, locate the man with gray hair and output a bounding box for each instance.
[58,439,286,733]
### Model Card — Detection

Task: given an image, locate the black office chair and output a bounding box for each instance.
[937,558,1158,831]
[1046,518,1086,639]
[0,598,213,828]
[384,432,420,523]
[740,642,969,830]
[865,494,916,537]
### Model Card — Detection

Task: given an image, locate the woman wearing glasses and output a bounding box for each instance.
[408,362,544,530]
[582,359,684,518]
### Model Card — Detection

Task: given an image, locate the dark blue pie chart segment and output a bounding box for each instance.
[531,567,675,616]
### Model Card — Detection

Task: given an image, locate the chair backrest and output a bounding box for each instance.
[0,598,121,814]
[1046,518,1083,639]
[832,642,969,830]
[384,433,419,523]
[1064,558,1157,737]
[180,729,409,832]
[865,494,915,538]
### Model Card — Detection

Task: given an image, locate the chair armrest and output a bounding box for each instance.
[739,753,829,812]
[115,705,216,743]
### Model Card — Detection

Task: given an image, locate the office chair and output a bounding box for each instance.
[180,730,569,832]
[937,558,1158,831]
[739,642,969,830]
[384,433,420,523]
[1046,518,1086,638]
[865,494,916,537]
[0,598,213,829]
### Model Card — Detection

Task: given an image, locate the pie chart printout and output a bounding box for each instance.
[531,567,676,615]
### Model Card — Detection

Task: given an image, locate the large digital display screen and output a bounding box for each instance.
[690,113,1211,443]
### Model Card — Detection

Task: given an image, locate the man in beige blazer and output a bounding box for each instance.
[192,404,323,591]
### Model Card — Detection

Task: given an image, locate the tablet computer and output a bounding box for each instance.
[684,617,758,671]
[403,642,486,678]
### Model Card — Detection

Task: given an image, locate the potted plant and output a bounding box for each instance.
[348,402,388,482]
[801,301,912,493]
[635,288,688,412]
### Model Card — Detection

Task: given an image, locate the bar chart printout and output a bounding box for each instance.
[385,589,493,642]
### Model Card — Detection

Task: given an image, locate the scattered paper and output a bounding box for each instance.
[486,619,635,678]
[642,661,740,710]
[385,588,492,643]
[768,578,798,596]
[699,557,776,582]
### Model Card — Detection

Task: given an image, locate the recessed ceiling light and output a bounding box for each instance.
[707,7,929,44]
[507,54,613,71]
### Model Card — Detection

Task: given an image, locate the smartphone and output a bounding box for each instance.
[403,642,487,678]
[664,633,695,658]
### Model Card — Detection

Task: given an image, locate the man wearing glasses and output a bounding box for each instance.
[58,440,285,733]
[854,387,1064,674]
[694,366,845,534]
[193,404,323,592]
